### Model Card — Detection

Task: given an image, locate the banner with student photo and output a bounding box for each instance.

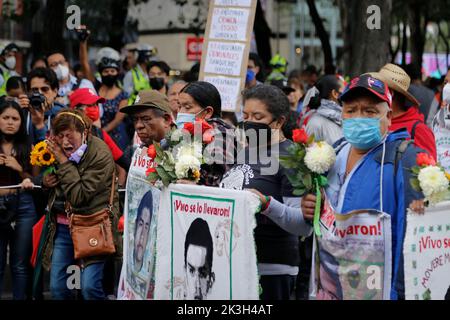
[154,184,260,300]
[117,146,160,300]
[404,201,450,300]
[310,196,392,300]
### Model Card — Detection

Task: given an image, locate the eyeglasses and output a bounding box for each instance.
[31,86,52,94]
[130,116,153,126]
[49,61,66,69]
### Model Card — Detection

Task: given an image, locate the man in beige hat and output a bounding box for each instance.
[368,63,437,160]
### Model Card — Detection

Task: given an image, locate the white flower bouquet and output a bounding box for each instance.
[410,152,450,205]
[146,120,214,187]
[279,129,336,236]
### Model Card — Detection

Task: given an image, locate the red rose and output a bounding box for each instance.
[200,119,213,132]
[292,129,309,144]
[183,122,195,135]
[416,153,436,166]
[146,166,156,176]
[147,145,157,159]
[118,215,124,233]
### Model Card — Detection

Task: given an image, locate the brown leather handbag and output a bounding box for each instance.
[68,176,116,260]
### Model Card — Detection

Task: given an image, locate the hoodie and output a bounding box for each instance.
[306,99,343,145]
[389,107,437,160]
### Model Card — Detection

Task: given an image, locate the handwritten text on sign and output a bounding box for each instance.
[215,0,252,6]
[204,76,241,112]
[210,8,250,41]
[204,42,245,76]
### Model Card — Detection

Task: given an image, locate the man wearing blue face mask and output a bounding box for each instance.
[301,74,426,300]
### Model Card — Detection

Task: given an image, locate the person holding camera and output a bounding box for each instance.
[17,68,65,144]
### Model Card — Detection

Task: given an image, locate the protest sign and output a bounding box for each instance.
[118,146,160,300]
[404,201,450,300]
[310,197,392,300]
[154,184,260,300]
[199,0,257,112]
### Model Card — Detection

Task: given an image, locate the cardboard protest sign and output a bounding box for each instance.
[154,184,260,300]
[118,146,160,300]
[199,0,257,112]
[311,197,392,300]
[404,201,450,300]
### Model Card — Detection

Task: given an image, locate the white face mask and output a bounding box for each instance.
[4,56,16,70]
[443,83,450,105]
[54,64,70,81]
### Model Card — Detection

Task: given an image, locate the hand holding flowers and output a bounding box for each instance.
[280,129,336,236]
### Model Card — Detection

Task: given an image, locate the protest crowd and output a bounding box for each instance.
[1,21,450,302]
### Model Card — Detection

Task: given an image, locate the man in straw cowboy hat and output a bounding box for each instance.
[367,63,437,160]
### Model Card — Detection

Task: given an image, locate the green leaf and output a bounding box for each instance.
[410,178,421,192]
[317,175,328,187]
[303,173,313,190]
[147,172,159,182]
[293,189,306,196]
[307,134,315,145]
[411,166,421,175]
[156,167,172,183]
[154,142,164,158]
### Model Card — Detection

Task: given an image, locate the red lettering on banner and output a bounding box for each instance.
[419,236,445,253]
[334,223,382,238]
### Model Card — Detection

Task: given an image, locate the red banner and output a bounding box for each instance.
[186,37,204,61]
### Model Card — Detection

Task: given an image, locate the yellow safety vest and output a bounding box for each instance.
[128,67,150,105]
[0,70,11,97]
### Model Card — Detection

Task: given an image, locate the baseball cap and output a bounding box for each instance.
[270,79,295,95]
[69,88,105,109]
[340,74,392,108]
[120,90,172,115]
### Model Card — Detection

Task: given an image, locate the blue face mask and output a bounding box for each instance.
[175,109,205,129]
[246,69,255,84]
[343,117,385,150]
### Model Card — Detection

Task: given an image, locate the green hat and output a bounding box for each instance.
[121,90,172,115]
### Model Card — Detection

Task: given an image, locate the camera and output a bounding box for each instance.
[75,27,90,42]
[29,92,46,110]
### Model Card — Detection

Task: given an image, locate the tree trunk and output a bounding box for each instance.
[42,0,66,54]
[306,0,334,74]
[253,0,272,69]
[108,0,130,50]
[408,1,428,74]
[401,16,408,66]
[338,0,392,77]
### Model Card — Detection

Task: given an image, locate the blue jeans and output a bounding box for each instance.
[0,192,37,300]
[49,224,105,300]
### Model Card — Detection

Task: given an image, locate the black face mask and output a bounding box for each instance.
[101,75,118,87]
[150,77,165,91]
[242,121,273,148]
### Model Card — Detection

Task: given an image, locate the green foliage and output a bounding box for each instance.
[410,178,421,193]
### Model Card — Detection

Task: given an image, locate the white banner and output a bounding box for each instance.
[154,184,260,300]
[118,146,160,300]
[404,201,450,300]
[311,196,392,300]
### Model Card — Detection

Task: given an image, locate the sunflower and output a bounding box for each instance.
[33,141,47,154]
[37,150,55,166]
[30,152,39,166]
